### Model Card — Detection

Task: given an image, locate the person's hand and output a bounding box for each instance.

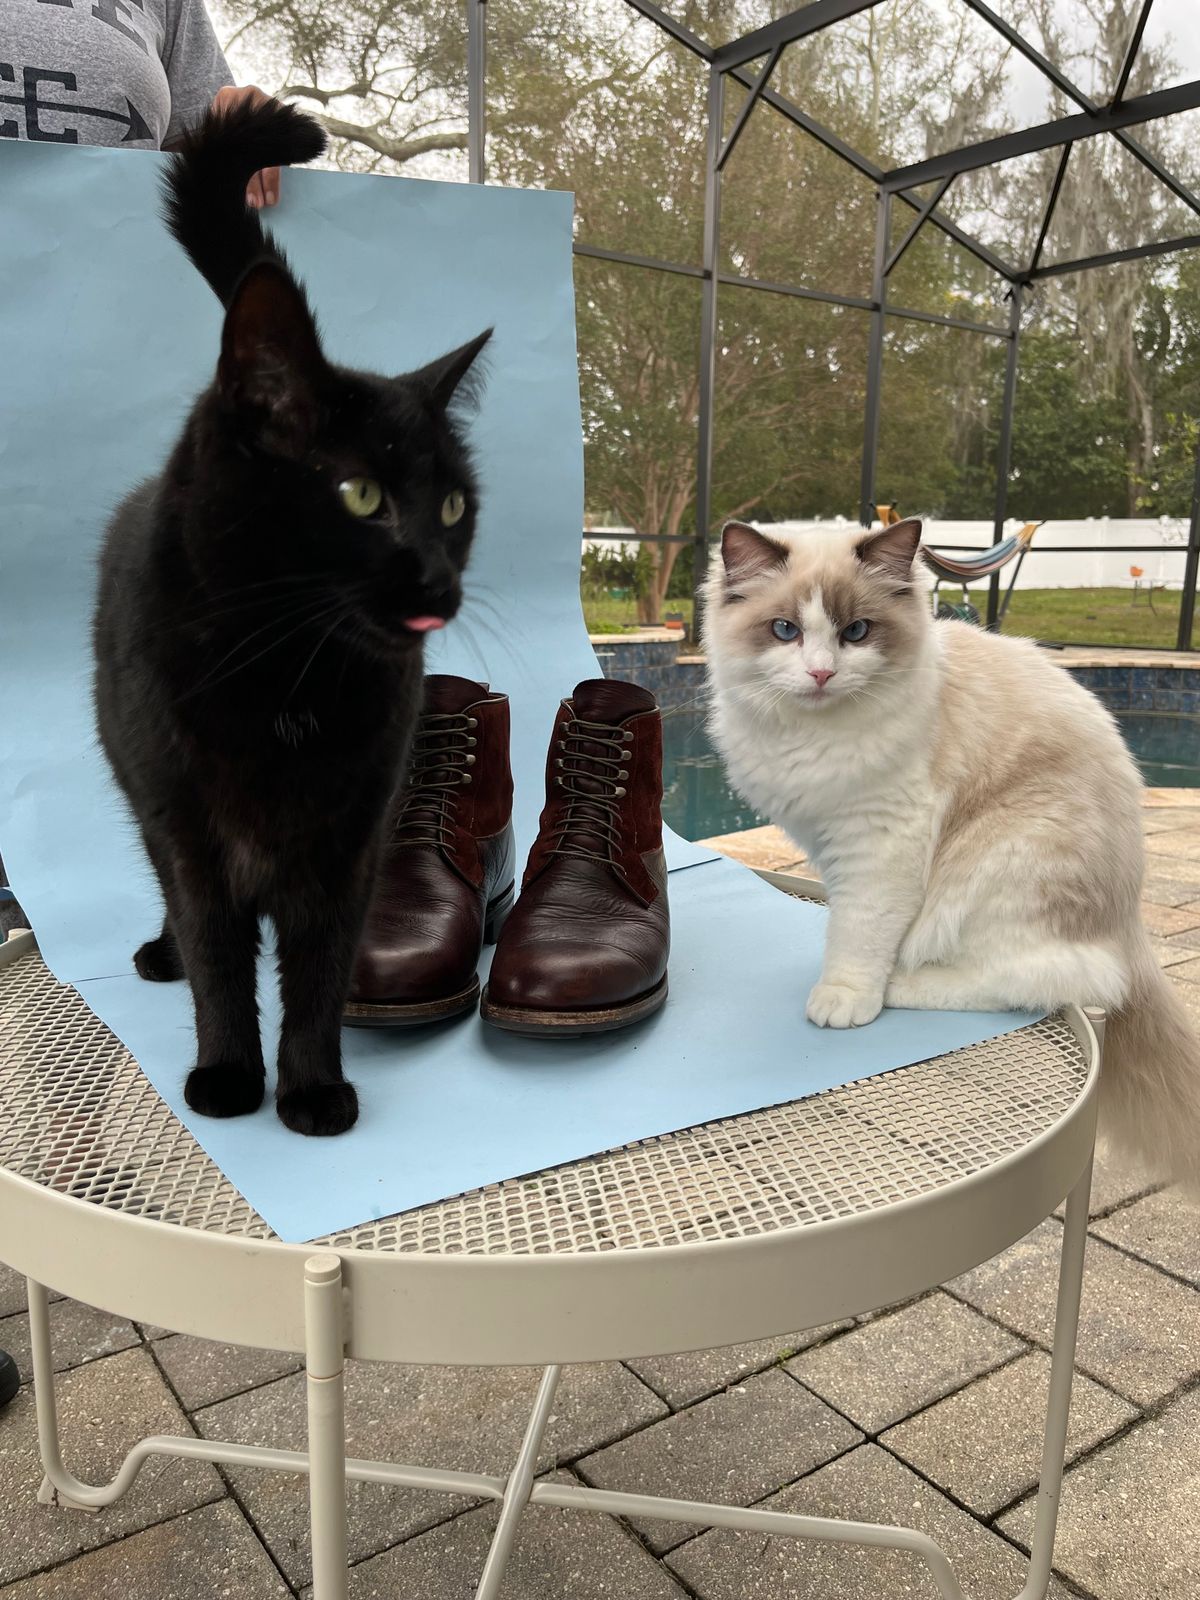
[211,84,281,208]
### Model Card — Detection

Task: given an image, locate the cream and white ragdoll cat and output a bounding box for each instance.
[705,516,1200,1180]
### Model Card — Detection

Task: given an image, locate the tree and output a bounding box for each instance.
[214,0,1200,621]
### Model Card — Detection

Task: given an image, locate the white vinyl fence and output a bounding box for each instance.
[584,519,1193,591]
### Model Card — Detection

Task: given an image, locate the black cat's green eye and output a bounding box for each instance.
[842,619,870,643]
[441,490,466,527]
[338,478,383,519]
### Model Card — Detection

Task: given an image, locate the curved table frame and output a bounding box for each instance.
[0,926,1102,1600]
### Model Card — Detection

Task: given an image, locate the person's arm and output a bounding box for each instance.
[162,0,282,208]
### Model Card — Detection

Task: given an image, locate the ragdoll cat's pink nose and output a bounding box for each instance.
[808,668,836,688]
[403,616,446,633]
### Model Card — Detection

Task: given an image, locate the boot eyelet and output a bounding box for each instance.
[619,769,629,781]
[465,753,476,765]
[555,758,564,768]
[623,731,634,743]
[462,773,472,784]
[466,737,477,748]
[468,718,478,729]
[615,786,627,797]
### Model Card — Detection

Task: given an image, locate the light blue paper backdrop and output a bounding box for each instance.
[0,143,1036,1241]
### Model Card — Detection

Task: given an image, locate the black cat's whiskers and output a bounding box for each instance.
[181,590,343,683]
[180,595,351,701]
[282,602,358,707]
[139,575,343,639]
[458,607,508,662]
[451,618,491,674]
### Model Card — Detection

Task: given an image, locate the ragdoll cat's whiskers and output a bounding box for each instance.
[704,515,1200,1185]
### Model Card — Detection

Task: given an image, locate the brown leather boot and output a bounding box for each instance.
[481,679,669,1035]
[344,676,515,1026]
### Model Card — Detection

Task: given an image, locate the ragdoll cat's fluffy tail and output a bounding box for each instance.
[163,99,326,306]
[1100,935,1200,1185]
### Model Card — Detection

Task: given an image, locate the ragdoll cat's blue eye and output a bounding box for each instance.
[770,618,800,642]
[842,619,870,643]
[338,478,383,518]
[441,490,466,527]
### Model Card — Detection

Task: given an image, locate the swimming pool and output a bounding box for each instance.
[661,705,1200,842]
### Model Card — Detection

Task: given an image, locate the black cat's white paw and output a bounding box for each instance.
[185,1061,265,1118]
[135,934,184,983]
[277,1082,359,1137]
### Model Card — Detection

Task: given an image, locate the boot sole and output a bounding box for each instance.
[479,975,668,1037]
[343,978,481,1028]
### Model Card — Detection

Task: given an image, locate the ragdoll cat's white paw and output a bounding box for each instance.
[806,982,883,1029]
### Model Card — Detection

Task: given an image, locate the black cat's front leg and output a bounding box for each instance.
[174,889,266,1119]
[273,871,372,1136]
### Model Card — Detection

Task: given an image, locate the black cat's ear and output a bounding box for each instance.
[412,328,493,412]
[721,521,789,583]
[856,518,923,582]
[219,261,325,459]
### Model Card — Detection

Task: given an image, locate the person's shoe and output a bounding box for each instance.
[344,676,515,1026]
[481,679,669,1035]
[0,1349,19,1408]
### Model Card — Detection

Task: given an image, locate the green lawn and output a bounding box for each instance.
[583,594,695,634]
[994,586,1185,648]
[583,587,1187,650]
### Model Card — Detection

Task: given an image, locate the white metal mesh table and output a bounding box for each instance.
[0,914,1101,1600]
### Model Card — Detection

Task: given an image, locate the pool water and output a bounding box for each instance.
[660,705,1200,842]
[1117,711,1200,788]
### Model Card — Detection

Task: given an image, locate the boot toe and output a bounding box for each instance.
[487,938,660,1013]
[350,937,476,1006]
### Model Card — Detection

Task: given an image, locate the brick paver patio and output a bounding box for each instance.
[3,791,1199,1597]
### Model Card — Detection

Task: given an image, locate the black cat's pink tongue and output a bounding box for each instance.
[404,616,446,634]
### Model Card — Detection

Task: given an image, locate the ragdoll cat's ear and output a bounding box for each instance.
[413,329,493,412]
[218,261,325,459]
[856,518,923,583]
[721,522,789,585]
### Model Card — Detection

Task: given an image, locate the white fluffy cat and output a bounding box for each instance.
[704,516,1200,1181]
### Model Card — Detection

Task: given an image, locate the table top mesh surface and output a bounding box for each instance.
[0,941,1088,1256]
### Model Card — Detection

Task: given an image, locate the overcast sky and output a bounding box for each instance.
[215,0,1200,147]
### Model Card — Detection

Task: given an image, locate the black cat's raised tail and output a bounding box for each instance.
[163,100,326,306]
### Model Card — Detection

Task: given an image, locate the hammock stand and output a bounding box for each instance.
[875,506,1041,626]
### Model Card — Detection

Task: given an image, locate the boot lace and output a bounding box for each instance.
[550,718,634,863]
[393,712,477,847]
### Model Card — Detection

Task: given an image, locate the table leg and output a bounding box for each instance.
[305,1254,349,1600]
[1013,1150,1094,1600]
[475,1365,562,1600]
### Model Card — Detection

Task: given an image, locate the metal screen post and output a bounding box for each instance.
[860,188,891,526]
[987,282,1023,630]
[467,0,487,184]
[1177,430,1200,649]
[691,65,724,638]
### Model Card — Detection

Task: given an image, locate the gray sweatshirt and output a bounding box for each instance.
[3,0,233,148]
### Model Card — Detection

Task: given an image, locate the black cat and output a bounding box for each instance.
[93,100,490,1136]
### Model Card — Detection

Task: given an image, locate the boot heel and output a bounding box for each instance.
[484,883,515,944]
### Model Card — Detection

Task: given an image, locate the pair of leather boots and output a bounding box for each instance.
[344,676,670,1036]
